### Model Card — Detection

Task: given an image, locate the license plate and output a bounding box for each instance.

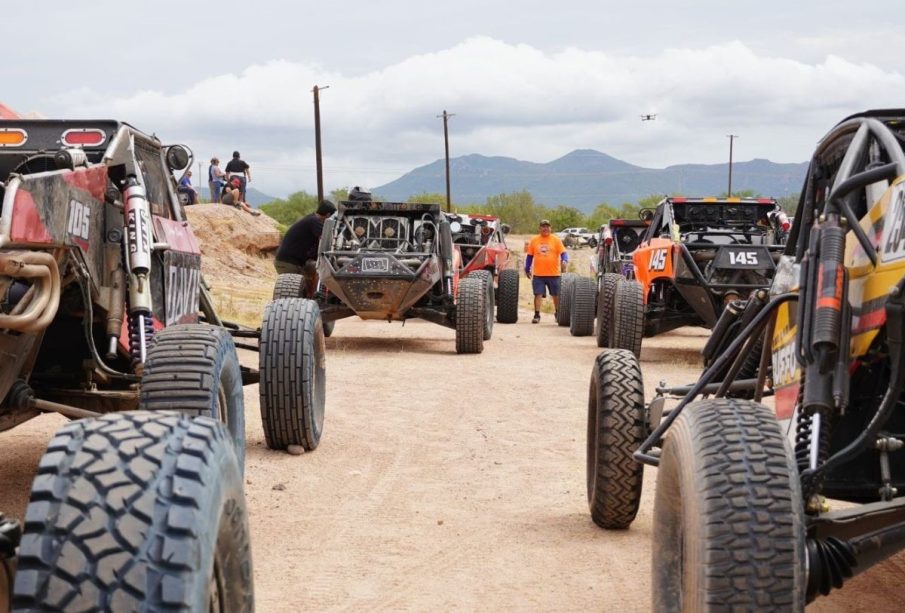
[362,257,389,272]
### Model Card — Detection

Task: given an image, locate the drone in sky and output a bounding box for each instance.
[641,114,657,121]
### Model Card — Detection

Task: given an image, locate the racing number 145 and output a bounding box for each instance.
[649,248,668,271]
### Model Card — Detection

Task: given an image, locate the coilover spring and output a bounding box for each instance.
[127,311,154,366]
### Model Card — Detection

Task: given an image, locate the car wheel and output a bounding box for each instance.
[570,277,596,337]
[596,273,622,348]
[139,324,245,470]
[653,398,805,611]
[13,412,254,612]
[455,275,486,354]
[259,298,327,451]
[587,349,645,529]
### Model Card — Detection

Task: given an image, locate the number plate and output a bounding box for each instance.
[713,247,772,270]
[362,257,389,272]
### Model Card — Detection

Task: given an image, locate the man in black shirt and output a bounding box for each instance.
[224,151,251,201]
[274,200,338,296]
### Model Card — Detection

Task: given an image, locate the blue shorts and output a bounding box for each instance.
[532,275,561,297]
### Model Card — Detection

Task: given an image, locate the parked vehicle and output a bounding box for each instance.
[312,197,489,353]
[604,196,787,357]
[587,109,905,610]
[557,226,598,249]
[451,213,520,328]
[0,118,321,609]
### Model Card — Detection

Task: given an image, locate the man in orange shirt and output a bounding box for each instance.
[524,219,569,323]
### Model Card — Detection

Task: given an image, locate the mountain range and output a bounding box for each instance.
[373,149,808,212]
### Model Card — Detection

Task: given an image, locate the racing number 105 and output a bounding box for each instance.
[649,248,668,271]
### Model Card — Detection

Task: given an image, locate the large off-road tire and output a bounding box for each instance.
[609,279,644,358]
[13,412,253,612]
[652,399,806,612]
[496,268,519,324]
[272,273,335,337]
[556,273,577,326]
[140,324,245,469]
[456,275,486,354]
[471,270,495,341]
[272,273,304,300]
[570,277,596,337]
[587,349,645,529]
[259,298,327,451]
[596,273,622,348]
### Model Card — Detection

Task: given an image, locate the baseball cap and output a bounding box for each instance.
[539,219,551,226]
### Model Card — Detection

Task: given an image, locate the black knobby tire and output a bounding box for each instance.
[140,324,245,469]
[570,277,596,337]
[596,273,622,348]
[556,273,577,326]
[496,269,519,324]
[259,298,327,451]
[609,279,644,358]
[587,349,646,529]
[470,270,495,341]
[13,412,253,612]
[272,273,304,300]
[455,275,485,354]
[652,399,806,612]
[273,273,335,337]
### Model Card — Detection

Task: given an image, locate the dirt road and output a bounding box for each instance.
[1,240,902,610]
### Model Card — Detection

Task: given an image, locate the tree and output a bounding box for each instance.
[546,205,586,231]
[407,192,447,206]
[260,191,319,226]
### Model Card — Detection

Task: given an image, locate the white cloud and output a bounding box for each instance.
[58,38,905,197]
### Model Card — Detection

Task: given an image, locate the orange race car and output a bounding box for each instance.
[603,196,790,356]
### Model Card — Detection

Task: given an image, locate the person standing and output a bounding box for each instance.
[224,150,251,201]
[274,200,338,297]
[524,218,568,323]
[208,157,226,203]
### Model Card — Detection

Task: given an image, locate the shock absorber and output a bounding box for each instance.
[122,176,155,366]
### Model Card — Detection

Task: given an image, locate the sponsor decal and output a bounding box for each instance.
[165,264,200,325]
[881,183,905,263]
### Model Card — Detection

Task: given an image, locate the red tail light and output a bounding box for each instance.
[61,128,106,147]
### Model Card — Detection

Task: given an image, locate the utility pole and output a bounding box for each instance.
[437,110,455,212]
[727,134,738,197]
[313,85,330,203]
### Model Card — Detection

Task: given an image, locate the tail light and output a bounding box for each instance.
[61,128,106,147]
[0,128,27,147]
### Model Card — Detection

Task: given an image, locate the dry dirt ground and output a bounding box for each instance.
[0,212,902,610]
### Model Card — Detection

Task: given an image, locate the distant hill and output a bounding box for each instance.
[373,149,807,211]
[200,186,277,207]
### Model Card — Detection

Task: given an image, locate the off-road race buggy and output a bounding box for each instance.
[599,196,789,357]
[308,197,490,353]
[564,218,652,345]
[0,118,325,609]
[450,212,519,327]
[586,109,905,610]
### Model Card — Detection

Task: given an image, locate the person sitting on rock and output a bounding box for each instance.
[221,177,261,216]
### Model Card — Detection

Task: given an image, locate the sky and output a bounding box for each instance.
[4,1,904,199]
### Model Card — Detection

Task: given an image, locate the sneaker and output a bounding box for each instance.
[532,314,541,324]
